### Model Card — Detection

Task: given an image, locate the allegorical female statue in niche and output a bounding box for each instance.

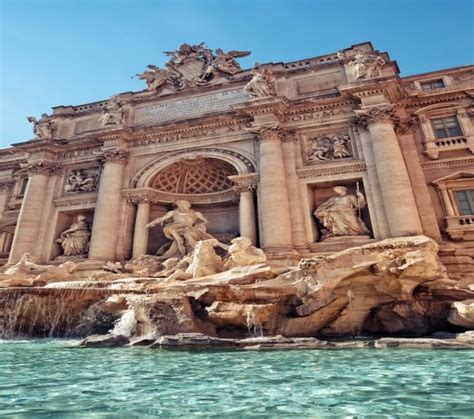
[313,186,370,241]
[56,215,91,256]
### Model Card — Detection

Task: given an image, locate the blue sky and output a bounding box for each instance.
[1,0,473,146]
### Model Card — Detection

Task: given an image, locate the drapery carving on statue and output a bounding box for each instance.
[348,50,386,80]
[56,215,91,257]
[244,64,276,98]
[64,170,98,193]
[313,186,370,241]
[27,114,54,140]
[146,200,218,260]
[136,43,250,93]
[305,134,353,162]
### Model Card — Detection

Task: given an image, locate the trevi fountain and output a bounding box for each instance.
[0,42,472,416]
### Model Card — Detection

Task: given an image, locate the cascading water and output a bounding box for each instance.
[0,288,147,339]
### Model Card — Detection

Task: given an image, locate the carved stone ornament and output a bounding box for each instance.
[353,105,395,127]
[100,149,129,164]
[0,179,15,189]
[63,169,99,193]
[393,116,418,135]
[248,125,292,142]
[305,134,353,162]
[136,43,250,93]
[26,162,63,176]
[348,50,386,80]
[229,173,258,193]
[243,64,276,98]
[27,114,54,140]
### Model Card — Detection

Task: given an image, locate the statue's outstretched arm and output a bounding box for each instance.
[146,211,173,228]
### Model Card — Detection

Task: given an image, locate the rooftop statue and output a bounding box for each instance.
[349,50,386,80]
[27,113,54,140]
[137,43,251,93]
[244,64,276,98]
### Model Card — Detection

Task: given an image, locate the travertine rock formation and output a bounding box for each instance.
[0,236,472,340]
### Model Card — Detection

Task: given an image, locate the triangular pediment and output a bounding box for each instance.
[432,171,474,185]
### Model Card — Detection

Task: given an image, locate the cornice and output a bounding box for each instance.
[297,161,366,178]
[421,157,474,170]
[123,187,239,205]
[401,92,471,109]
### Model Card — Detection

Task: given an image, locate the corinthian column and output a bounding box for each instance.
[8,162,63,264]
[132,195,150,258]
[355,105,422,236]
[253,126,293,250]
[89,149,128,260]
[229,174,258,245]
[281,133,308,249]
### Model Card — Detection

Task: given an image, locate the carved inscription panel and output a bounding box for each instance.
[135,88,250,124]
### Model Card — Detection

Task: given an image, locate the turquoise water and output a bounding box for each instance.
[1,340,473,417]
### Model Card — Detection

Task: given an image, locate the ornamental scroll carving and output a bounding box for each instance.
[304,133,353,162]
[229,173,258,193]
[100,149,129,164]
[353,105,395,128]
[26,162,63,176]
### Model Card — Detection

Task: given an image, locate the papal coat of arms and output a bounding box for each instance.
[137,43,250,94]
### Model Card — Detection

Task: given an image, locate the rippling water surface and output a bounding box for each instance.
[1,340,473,417]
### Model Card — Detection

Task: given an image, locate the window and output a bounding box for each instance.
[431,116,463,139]
[420,79,445,92]
[454,190,474,215]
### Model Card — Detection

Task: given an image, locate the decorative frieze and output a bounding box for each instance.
[123,188,239,205]
[297,161,366,179]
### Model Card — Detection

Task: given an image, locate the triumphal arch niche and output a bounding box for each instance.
[0,41,473,278]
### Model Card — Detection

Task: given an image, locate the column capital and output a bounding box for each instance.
[99,148,129,165]
[393,115,418,135]
[229,173,259,193]
[26,161,63,176]
[0,179,15,189]
[128,193,151,205]
[353,104,395,128]
[247,124,295,142]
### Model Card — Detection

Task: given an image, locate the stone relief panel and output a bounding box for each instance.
[63,168,99,194]
[302,133,354,164]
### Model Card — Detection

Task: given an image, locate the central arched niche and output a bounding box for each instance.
[149,157,237,194]
[147,157,240,254]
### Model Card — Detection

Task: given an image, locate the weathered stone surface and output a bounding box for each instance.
[374,337,474,349]
[456,331,474,343]
[150,333,238,349]
[77,334,130,348]
[448,299,474,329]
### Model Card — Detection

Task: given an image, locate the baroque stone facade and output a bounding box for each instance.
[0,41,473,279]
